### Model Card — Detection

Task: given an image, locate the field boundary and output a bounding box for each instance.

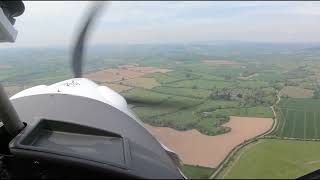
[304,112,307,139]
[291,114,296,137]
[314,112,318,138]
[210,91,280,179]
[279,107,320,113]
[220,140,263,179]
[279,108,288,137]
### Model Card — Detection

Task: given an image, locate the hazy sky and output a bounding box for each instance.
[1,1,320,48]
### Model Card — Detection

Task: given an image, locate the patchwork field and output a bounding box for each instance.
[85,64,171,82]
[3,43,320,179]
[17,56,315,179]
[110,61,277,137]
[203,60,241,65]
[85,68,144,82]
[145,116,272,168]
[218,139,320,179]
[273,98,320,139]
[4,60,281,178]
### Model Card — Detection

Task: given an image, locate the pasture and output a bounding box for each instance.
[219,139,320,179]
[166,79,235,90]
[145,73,180,84]
[181,165,214,179]
[281,86,314,98]
[120,77,160,89]
[100,83,133,92]
[152,86,212,99]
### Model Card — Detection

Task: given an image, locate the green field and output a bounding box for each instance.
[218,139,320,179]
[181,165,214,179]
[152,86,212,99]
[3,43,320,179]
[166,79,235,90]
[118,60,276,136]
[273,98,320,139]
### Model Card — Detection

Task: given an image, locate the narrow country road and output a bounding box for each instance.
[210,90,281,179]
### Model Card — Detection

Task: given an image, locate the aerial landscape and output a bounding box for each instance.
[1,0,320,178]
[1,41,320,178]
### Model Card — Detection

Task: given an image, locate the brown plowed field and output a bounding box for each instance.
[145,116,272,168]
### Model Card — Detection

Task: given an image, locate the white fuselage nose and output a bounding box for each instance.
[10,78,181,168]
[10,78,136,119]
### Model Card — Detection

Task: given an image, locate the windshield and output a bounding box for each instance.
[1,1,320,179]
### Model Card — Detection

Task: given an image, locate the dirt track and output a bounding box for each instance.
[145,116,272,168]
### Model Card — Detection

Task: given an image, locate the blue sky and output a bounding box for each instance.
[1,1,320,48]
